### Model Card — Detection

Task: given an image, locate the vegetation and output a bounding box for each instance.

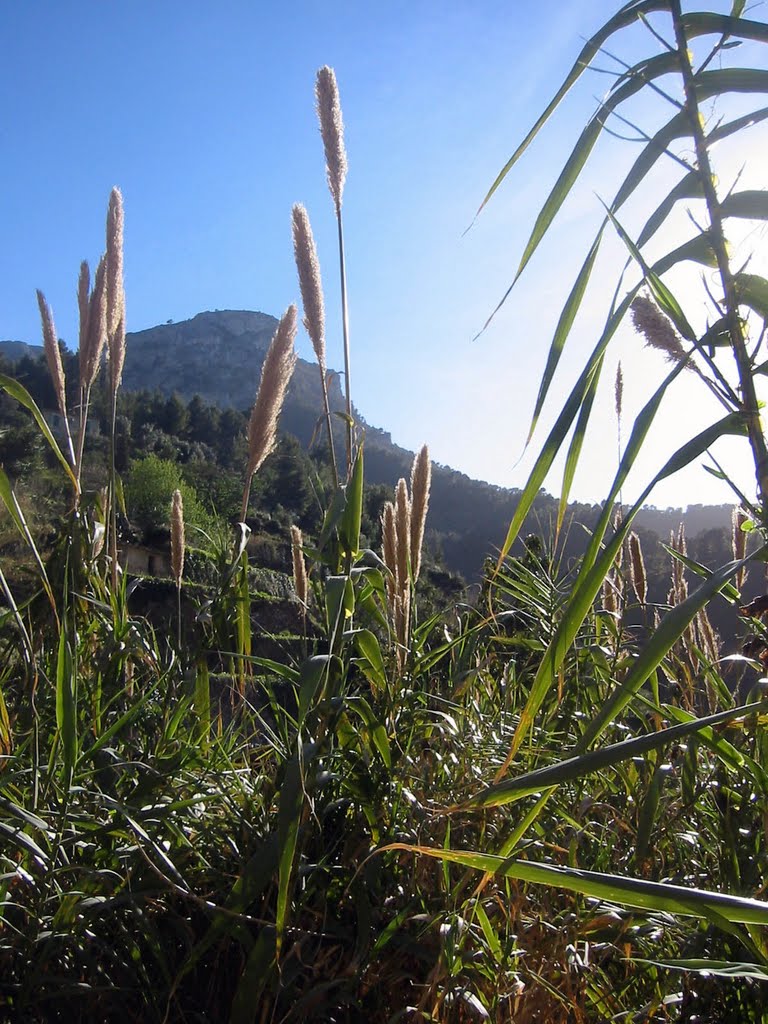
[2,5,768,1021]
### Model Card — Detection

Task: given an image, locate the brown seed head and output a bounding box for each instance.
[290,524,308,608]
[409,445,431,583]
[292,203,326,376]
[36,290,67,418]
[395,478,411,593]
[81,254,107,390]
[630,295,690,368]
[171,489,185,587]
[316,66,348,213]
[246,304,298,480]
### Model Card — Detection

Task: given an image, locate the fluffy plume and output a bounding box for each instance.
[290,524,308,608]
[36,290,67,418]
[77,261,90,356]
[171,489,185,587]
[106,188,126,392]
[80,254,107,390]
[316,66,348,213]
[395,478,411,593]
[242,305,298,519]
[631,295,690,368]
[292,203,326,375]
[381,501,397,604]
[628,531,646,605]
[409,445,431,583]
[614,361,623,421]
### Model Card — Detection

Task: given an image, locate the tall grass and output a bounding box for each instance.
[1,5,768,1021]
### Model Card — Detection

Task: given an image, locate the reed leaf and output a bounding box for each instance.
[381,845,768,925]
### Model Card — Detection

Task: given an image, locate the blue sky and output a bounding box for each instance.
[2,1,766,509]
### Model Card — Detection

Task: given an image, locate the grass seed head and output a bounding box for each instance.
[292,203,326,376]
[381,501,397,603]
[316,66,348,214]
[171,489,185,587]
[80,254,107,391]
[106,188,126,392]
[409,444,431,583]
[630,295,690,368]
[614,361,623,421]
[36,290,67,418]
[290,524,308,608]
[395,477,411,594]
[245,304,298,485]
[77,261,90,358]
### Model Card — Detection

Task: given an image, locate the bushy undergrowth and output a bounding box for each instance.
[3,5,768,1022]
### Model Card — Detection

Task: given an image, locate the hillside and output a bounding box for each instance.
[0,310,742,581]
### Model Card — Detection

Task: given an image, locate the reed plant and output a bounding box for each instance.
[2,5,768,1021]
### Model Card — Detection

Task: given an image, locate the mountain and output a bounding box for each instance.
[0,311,742,580]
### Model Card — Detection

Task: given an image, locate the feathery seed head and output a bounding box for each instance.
[614,361,623,421]
[171,489,185,587]
[316,66,348,213]
[630,295,690,368]
[246,304,298,480]
[81,254,107,390]
[292,203,326,375]
[395,477,411,593]
[409,444,431,583]
[628,531,647,605]
[36,290,67,418]
[77,261,90,357]
[106,187,124,337]
[381,501,397,603]
[290,524,308,608]
[105,188,126,394]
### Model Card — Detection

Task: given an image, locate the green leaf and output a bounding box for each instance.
[528,224,606,443]
[352,628,387,695]
[56,625,77,788]
[339,444,364,558]
[0,373,77,490]
[603,204,697,339]
[695,68,768,103]
[579,547,759,750]
[496,288,638,565]
[558,354,602,532]
[194,660,211,752]
[734,273,768,319]
[474,1,670,217]
[635,958,768,980]
[504,411,747,764]
[611,110,690,214]
[385,845,768,925]
[466,701,766,809]
[720,190,768,221]
[325,574,355,646]
[636,171,703,248]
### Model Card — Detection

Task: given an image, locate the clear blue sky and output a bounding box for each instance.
[2,1,766,509]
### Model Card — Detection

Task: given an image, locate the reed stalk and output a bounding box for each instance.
[316,66,353,475]
[292,203,338,486]
[670,0,768,519]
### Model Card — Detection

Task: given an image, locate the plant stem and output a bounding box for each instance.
[671,0,768,520]
[336,212,353,477]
